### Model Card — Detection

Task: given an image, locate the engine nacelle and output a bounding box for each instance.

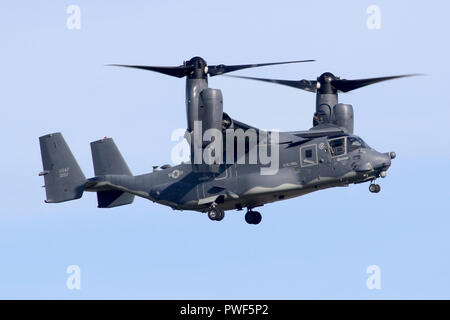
[332,103,354,133]
[199,88,223,138]
[185,88,223,173]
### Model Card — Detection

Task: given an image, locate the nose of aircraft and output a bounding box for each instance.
[355,150,395,175]
[372,152,392,170]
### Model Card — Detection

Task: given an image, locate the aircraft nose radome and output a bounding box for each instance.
[355,151,391,172]
[372,152,391,170]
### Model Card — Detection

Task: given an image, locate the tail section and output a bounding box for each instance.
[39,134,135,208]
[90,138,132,176]
[39,133,86,203]
[90,138,134,208]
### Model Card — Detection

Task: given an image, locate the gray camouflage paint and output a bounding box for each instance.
[66,129,392,213]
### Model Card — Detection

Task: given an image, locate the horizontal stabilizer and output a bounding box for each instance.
[97,190,134,208]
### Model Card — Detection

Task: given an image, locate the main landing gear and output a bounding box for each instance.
[245,210,262,225]
[369,182,381,193]
[208,206,225,221]
[207,206,263,225]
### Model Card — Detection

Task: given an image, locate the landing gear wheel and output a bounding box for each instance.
[245,211,262,225]
[369,184,381,193]
[208,207,225,221]
[245,212,253,224]
[252,211,262,224]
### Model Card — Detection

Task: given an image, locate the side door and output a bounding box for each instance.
[327,136,350,176]
[316,137,333,178]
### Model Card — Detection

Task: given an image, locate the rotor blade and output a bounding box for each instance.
[107,64,192,78]
[331,74,422,92]
[226,75,318,92]
[208,59,315,77]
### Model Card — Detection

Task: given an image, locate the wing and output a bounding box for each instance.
[286,125,346,139]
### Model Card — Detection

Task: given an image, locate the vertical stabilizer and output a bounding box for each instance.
[90,138,134,208]
[39,133,86,203]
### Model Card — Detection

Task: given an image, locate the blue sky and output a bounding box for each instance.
[0,0,449,299]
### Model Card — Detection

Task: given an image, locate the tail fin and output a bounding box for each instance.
[90,138,134,208]
[39,133,86,203]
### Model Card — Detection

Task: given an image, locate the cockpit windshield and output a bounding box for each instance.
[347,136,369,152]
[328,137,346,156]
[328,136,369,156]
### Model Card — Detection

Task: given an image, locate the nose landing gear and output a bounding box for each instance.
[245,210,262,225]
[369,183,381,193]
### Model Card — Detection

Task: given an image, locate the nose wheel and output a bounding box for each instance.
[369,183,381,193]
[245,210,262,225]
[208,206,225,221]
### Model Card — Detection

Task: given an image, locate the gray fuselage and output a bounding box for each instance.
[87,133,392,213]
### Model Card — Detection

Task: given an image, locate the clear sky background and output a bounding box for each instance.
[0,0,449,299]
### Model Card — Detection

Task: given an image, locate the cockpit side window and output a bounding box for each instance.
[328,137,346,156]
[347,136,368,152]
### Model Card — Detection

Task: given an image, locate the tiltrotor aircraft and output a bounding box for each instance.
[39,56,416,224]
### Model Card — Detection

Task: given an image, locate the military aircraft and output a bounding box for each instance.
[39,56,416,224]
